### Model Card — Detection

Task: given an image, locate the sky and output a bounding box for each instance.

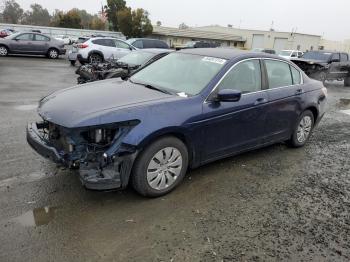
[14,0,350,40]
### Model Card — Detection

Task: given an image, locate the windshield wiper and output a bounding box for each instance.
[129,79,173,95]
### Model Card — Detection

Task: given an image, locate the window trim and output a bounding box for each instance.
[205,57,304,103]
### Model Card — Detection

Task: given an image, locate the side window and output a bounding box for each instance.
[265,60,293,88]
[15,33,33,41]
[157,41,169,49]
[290,66,301,85]
[143,40,154,48]
[291,52,297,58]
[218,60,262,94]
[133,40,143,49]
[115,40,130,49]
[340,53,348,62]
[35,35,49,41]
[332,53,340,62]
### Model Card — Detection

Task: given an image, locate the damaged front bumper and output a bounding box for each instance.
[26,122,138,191]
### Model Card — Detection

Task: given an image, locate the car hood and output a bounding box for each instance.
[38,79,176,128]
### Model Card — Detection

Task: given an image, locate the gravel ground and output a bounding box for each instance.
[0,56,349,262]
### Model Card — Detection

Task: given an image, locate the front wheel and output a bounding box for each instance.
[0,45,8,56]
[132,136,189,197]
[287,110,314,148]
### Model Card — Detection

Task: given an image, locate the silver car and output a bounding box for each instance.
[0,32,66,59]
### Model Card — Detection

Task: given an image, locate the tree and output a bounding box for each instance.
[131,8,153,37]
[75,9,94,29]
[1,0,23,24]
[105,0,126,31]
[51,9,82,29]
[117,8,153,38]
[22,4,50,26]
[116,7,132,37]
[90,16,106,30]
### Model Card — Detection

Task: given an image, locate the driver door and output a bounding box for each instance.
[10,33,34,53]
[201,59,269,162]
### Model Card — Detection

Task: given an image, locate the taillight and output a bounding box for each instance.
[78,44,89,49]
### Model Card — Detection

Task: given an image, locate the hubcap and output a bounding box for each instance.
[147,147,183,190]
[0,47,7,56]
[90,55,101,64]
[297,116,312,143]
[50,50,58,58]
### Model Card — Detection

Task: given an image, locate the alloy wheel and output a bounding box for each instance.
[146,147,183,190]
[297,115,312,143]
[0,46,8,56]
[49,49,58,59]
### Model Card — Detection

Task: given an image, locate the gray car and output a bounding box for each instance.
[0,32,66,59]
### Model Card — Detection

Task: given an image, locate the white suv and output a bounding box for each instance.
[77,37,136,64]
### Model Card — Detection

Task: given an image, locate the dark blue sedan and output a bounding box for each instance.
[27,48,327,197]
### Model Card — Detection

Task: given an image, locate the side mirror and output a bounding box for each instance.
[216,89,242,102]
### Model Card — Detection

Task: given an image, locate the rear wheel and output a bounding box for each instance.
[70,60,76,66]
[287,110,314,148]
[0,45,8,56]
[132,136,188,197]
[344,77,350,87]
[48,48,59,59]
[89,53,103,64]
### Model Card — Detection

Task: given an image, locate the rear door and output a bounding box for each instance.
[32,34,50,53]
[328,53,343,79]
[263,59,303,142]
[10,33,34,53]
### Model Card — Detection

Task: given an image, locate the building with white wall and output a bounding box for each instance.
[151,25,322,52]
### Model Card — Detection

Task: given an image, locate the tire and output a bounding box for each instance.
[132,136,189,197]
[70,60,76,66]
[0,45,8,56]
[47,48,59,59]
[287,110,314,148]
[344,77,350,87]
[89,53,103,64]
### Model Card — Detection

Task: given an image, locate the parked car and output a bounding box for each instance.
[253,48,276,54]
[188,41,220,48]
[76,49,173,84]
[54,35,72,45]
[76,37,136,64]
[291,51,350,86]
[27,49,327,197]
[126,38,169,49]
[68,36,91,66]
[279,50,303,59]
[0,32,66,58]
[0,29,15,38]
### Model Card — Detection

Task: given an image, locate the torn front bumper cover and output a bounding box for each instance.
[26,122,137,191]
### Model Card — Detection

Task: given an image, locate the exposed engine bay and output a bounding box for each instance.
[27,120,139,190]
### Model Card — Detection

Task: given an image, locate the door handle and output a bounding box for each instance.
[254,97,267,105]
[295,88,303,95]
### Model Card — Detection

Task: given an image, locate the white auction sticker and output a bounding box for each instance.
[202,57,226,65]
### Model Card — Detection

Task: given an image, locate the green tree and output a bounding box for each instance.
[75,9,94,29]
[1,0,23,24]
[90,16,106,30]
[116,7,132,37]
[131,8,153,37]
[22,3,50,26]
[105,0,126,31]
[51,9,82,29]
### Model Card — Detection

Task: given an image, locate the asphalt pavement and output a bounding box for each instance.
[0,55,349,262]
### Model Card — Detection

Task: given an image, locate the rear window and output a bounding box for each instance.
[92,39,114,47]
[265,60,293,88]
[77,37,89,44]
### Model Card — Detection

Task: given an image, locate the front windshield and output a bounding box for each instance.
[302,51,332,61]
[279,51,292,56]
[118,51,155,66]
[130,53,227,95]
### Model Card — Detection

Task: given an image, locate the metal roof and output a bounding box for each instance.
[152,26,246,42]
